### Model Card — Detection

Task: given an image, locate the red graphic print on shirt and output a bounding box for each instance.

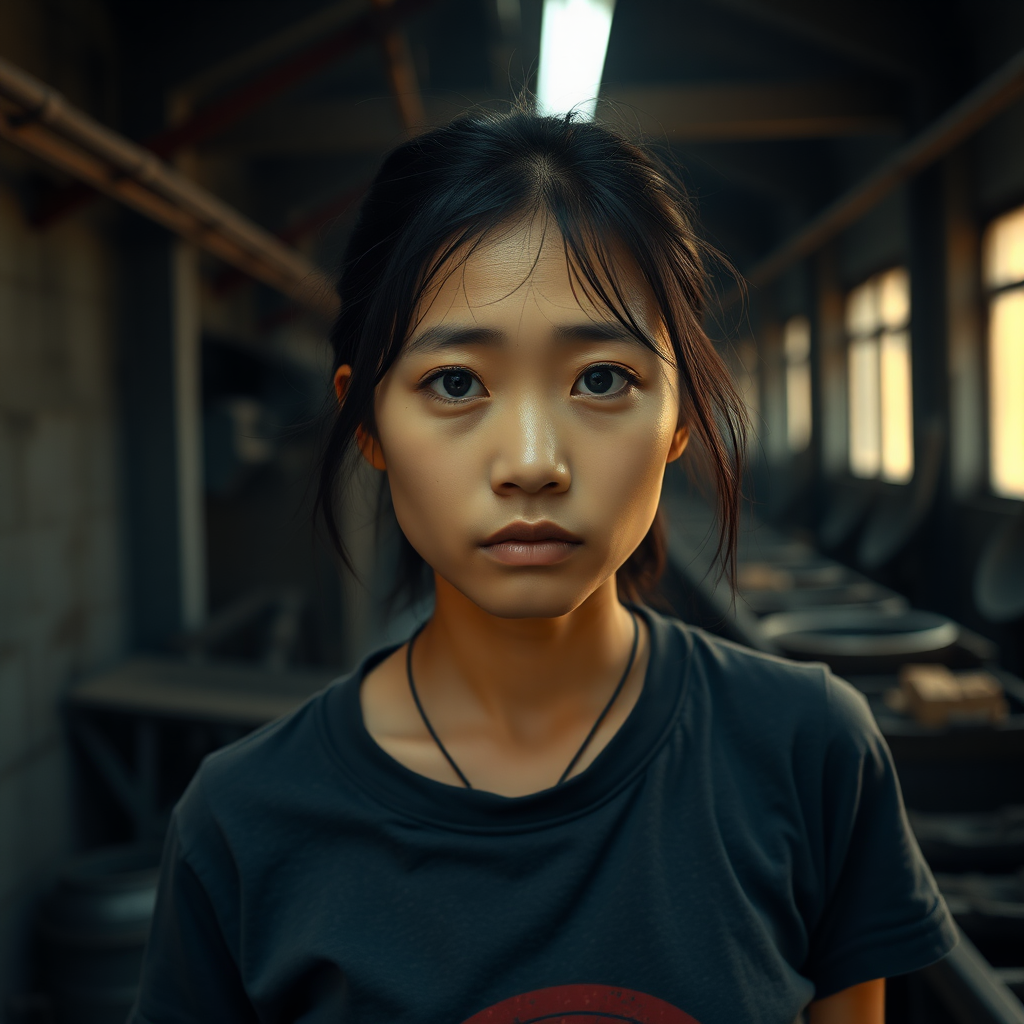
[460,983,701,1023]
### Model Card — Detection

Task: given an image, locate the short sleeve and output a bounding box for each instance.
[129,784,258,1023]
[802,674,957,999]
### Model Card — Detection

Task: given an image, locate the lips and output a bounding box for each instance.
[482,521,582,546]
[480,521,582,567]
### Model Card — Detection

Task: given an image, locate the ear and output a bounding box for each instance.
[666,424,690,464]
[333,364,351,405]
[333,364,388,472]
[356,426,387,471]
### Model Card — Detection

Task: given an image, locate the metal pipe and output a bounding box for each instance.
[0,57,337,318]
[34,0,436,227]
[175,0,371,109]
[744,47,1024,289]
[372,0,427,132]
[149,0,434,160]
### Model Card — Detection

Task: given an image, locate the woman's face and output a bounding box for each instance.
[364,217,688,619]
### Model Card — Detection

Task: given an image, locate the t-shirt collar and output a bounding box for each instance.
[319,605,692,833]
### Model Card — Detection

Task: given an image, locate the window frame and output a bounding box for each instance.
[782,314,813,456]
[842,265,915,486]
[981,202,1024,503]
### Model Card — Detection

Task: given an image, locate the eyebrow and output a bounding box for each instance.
[404,321,646,354]
[403,325,503,354]
[553,322,646,346]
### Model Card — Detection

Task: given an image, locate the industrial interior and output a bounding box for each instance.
[1,0,1023,1020]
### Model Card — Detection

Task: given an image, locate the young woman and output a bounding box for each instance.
[132,110,955,1024]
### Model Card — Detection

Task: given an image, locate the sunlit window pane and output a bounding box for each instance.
[984,205,1024,290]
[786,363,811,453]
[733,338,760,423]
[880,330,914,482]
[990,286,1024,499]
[849,336,881,477]
[879,267,910,330]
[845,266,913,483]
[784,315,812,452]
[846,280,877,337]
[784,314,810,362]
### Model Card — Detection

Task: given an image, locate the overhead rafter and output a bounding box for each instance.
[711,0,920,82]
[34,0,436,227]
[0,57,337,319]
[213,179,370,298]
[372,0,426,131]
[174,0,372,108]
[147,0,432,157]
[739,46,1024,292]
[207,80,900,157]
[599,82,899,141]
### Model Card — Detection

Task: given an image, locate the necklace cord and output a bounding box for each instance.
[555,610,639,786]
[405,611,641,791]
[406,624,473,789]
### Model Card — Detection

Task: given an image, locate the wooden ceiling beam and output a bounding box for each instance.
[599,82,899,141]
[205,80,900,157]
[0,57,337,319]
[174,0,372,109]
[710,0,920,82]
[144,0,433,161]
[372,0,426,132]
[740,46,1024,292]
[33,0,437,228]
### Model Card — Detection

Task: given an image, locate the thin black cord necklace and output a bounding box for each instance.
[405,611,640,790]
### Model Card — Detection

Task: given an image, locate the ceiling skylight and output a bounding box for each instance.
[535,0,617,120]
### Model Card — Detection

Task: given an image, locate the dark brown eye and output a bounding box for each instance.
[575,365,630,397]
[426,368,485,401]
[583,368,613,393]
[442,371,472,396]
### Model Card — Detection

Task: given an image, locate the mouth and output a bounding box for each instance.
[480,521,583,567]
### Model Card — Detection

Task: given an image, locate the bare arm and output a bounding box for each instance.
[808,978,885,1024]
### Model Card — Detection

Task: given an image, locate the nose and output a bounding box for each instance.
[490,395,570,496]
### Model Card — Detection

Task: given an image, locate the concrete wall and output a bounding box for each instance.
[0,2,124,1002]
[0,182,124,1006]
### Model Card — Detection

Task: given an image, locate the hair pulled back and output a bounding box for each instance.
[315,107,746,602]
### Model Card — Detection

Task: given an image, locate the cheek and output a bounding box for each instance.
[376,406,476,550]
[577,412,675,524]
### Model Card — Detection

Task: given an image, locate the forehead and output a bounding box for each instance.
[411,214,661,337]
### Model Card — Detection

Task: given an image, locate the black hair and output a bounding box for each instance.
[315,106,746,603]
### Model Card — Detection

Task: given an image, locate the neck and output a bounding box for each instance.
[415,575,637,737]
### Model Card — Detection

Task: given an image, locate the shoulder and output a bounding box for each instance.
[651,608,833,707]
[171,671,354,857]
[648,609,877,752]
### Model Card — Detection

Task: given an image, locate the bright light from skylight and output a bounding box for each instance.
[536,0,616,120]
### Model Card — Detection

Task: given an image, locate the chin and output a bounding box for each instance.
[452,574,597,620]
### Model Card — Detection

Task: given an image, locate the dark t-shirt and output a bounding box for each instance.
[131,608,956,1024]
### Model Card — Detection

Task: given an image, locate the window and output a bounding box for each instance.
[783,315,812,453]
[983,205,1024,500]
[734,338,760,425]
[845,267,914,483]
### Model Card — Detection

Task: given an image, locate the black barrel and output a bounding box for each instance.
[36,844,162,1024]
[742,583,906,617]
[758,607,960,675]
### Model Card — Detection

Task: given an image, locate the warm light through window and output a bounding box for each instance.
[845,268,914,482]
[784,315,812,453]
[984,205,1024,289]
[880,330,914,482]
[849,335,881,477]
[536,0,616,119]
[732,339,760,426]
[984,206,1024,500]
